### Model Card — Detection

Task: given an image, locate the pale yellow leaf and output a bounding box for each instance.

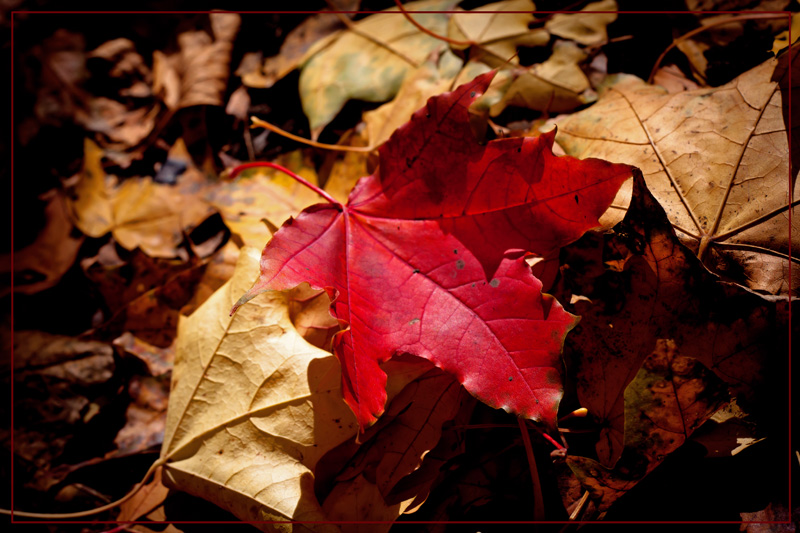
[447,0,549,66]
[491,40,596,115]
[299,0,457,135]
[70,138,115,237]
[210,151,323,248]
[544,0,617,46]
[161,247,355,530]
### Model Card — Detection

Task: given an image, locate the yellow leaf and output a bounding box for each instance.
[544,0,617,46]
[447,0,549,65]
[69,139,217,258]
[771,11,800,55]
[161,247,355,529]
[161,248,440,528]
[299,0,457,135]
[71,138,115,238]
[209,151,324,248]
[492,40,596,115]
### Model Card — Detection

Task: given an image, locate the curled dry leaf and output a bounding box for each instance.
[446,0,549,66]
[154,13,241,110]
[561,173,787,467]
[117,465,169,523]
[299,0,457,135]
[327,369,469,519]
[287,284,340,351]
[557,55,798,295]
[567,339,729,513]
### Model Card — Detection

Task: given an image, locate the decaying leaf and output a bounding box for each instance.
[299,0,457,135]
[447,0,549,66]
[567,339,729,512]
[557,55,798,295]
[562,173,787,466]
[236,73,633,432]
[13,331,116,491]
[1,190,83,296]
[113,333,174,377]
[112,375,170,456]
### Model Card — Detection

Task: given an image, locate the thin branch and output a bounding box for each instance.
[648,13,790,84]
[227,161,342,207]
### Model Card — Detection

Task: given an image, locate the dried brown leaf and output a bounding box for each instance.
[0,191,83,296]
[557,56,798,295]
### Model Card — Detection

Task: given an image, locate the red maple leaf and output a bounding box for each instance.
[232,72,633,433]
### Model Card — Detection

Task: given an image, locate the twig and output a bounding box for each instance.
[648,13,789,84]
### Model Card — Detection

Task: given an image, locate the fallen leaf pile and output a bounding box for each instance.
[8,5,795,530]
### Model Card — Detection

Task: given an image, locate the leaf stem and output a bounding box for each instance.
[393,0,474,47]
[541,430,566,451]
[518,417,546,519]
[227,161,343,207]
[0,458,165,519]
[250,116,374,153]
[648,13,789,84]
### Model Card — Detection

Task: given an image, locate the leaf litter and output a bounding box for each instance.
[8,6,795,529]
